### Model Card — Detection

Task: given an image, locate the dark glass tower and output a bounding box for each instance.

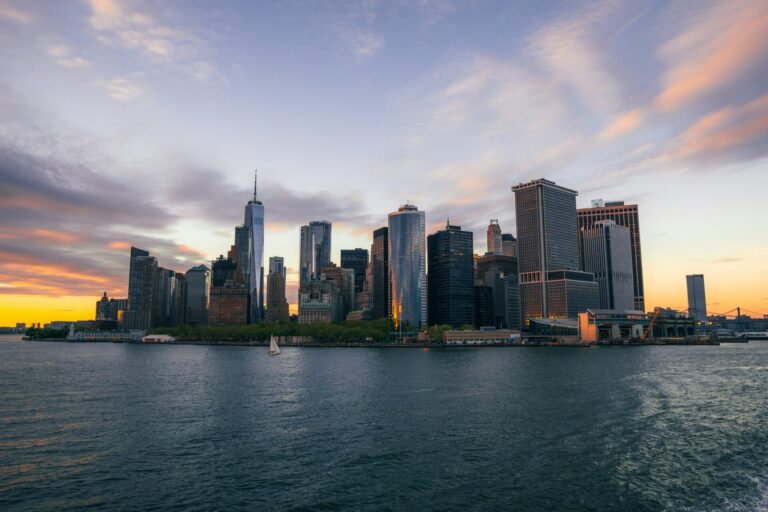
[371,227,389,320]
[340,248,369,294]
[211,255,237,287]
[427,222,474,327]
[125,247,158,330]
[388,205,426,330]
[512,178,598,324]
[299,221,332,286]
[476,254,520,329]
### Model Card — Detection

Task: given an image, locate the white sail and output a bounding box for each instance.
[269,335,281,355]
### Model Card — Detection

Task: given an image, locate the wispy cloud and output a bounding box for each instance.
[46,45,91,69]
[86,0,218,81]
[92,76,146,101]
[0,0,32,24]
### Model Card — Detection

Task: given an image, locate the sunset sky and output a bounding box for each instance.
[1,0,767,325]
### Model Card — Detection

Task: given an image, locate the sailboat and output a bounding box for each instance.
[268,335,281,356]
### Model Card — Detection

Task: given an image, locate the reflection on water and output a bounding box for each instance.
[1,340,768,511]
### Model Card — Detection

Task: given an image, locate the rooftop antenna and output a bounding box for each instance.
[253,169,258,200]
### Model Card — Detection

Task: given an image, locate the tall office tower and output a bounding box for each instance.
[487,220,502,255]
[427,222,475,327]
[512,178,599,324]
[341,248,369,294]
[501,234,517,257]
[234,225,250,286]
[266,256,289,322]
[244,170,265,322]
[299,221,332,286]
[124,247,158,330]
[185,264,210,325]
[474,286,494,327]
[476,255,521,329]
[581,220,635,310]
[172,272,187,326]
[269,256,285,276]
[321,262,356,319]
[371,227,389,319]
[388,204,426,330]
[211,255,236,287]
[686,274,707,324]
[355,261,374,311]
[153,267,177,327]
[577,200,645,311]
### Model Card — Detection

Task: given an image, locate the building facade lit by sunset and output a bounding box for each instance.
[388,204,426,330]
[244,170,265,322]
[299,221,332,287]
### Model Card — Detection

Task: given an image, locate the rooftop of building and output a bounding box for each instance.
[511,178,578,195]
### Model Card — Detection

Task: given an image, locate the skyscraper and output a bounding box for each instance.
[211,255,236,287]
[322,262,356,319]
[234,225,250,286]
[512,178,599,324]
[340,248,369,294]
[388,204,426,330]
[371,227,389,320]
[153,267,177,327]
[501,233,517,257]
[299,221,332,286]
[686,274,707,324]
[427,222,474,327]
[476,254,521,329]
[244,170,265,322]
[487,220,502,255]
[266,256,289,322]
[124,247,158,330]
[581,220,635,310]
[185,264,210,326]
[577,200,645,311]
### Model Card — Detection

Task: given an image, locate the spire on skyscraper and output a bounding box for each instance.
[253,168,258,201]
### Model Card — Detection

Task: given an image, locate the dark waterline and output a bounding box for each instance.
[1,335,767,511]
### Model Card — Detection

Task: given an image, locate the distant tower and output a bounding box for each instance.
[501,233,517,257]
[686,274,707,324]
[581,220,634,310]
[299,221,332,286]
[388,204,426,330]
[266,256,289,322]
[371,227,389,320]
[487,220,502,255]
[244,169,265,322]
[340,248,369,294]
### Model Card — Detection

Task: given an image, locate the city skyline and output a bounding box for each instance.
[2,0,768,324]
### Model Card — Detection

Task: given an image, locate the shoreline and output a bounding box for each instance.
[22,337,721,347]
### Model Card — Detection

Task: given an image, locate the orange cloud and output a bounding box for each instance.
[655,3,768,111]
[599,108,644,140]
[30,229,83,244]
[108,241,132,250]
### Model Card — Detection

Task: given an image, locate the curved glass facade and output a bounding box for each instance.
[245,200,264,322]
[388,205,426,330]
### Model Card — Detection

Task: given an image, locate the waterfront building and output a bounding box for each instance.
[322,263,356,319]
[501,234,517,258]
[172,273,186,326]
[512,178,599,324]
[209,286,248,326]
[299,221,332,286]
[211,255,237,287]
[686,274,707,324]
[371,227,389,320]
[427,222,474,327]
[234,224,250,286]
[476,255,521,329]
[124,247,158,330]
[581,220,634,310]
[153,267,177,327]
[185,264,210,326]
[96,292,111,320]
[298,279,342,324]
[388,204,426,330]
[487,220,502,255]
[341,248,369,294]
[244,170,265,322]
[266,256,289,322]
[577,200,645,311]
[474,285,494,328]
[443,329,521,345]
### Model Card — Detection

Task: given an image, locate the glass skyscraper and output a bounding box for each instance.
[299,221,332,286]
[371,227,389,320]
[427,222,474,327]
[388,204,426,330]
[340,248,369,294]
[124,246,158,330]
[686,274,707,324]
[244,170,265,322]
[581,220,635,310]
[513,178,599,323]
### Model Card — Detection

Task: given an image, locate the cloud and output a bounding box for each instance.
[0,1,32,23]
[712,257,743,264]
[92,76,146,101]
[86,0,218,81]
[46,45,91,69]
[599,108,645,140]
[654,1,768,111]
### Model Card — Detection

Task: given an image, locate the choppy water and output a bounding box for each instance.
[1,335,767,511]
